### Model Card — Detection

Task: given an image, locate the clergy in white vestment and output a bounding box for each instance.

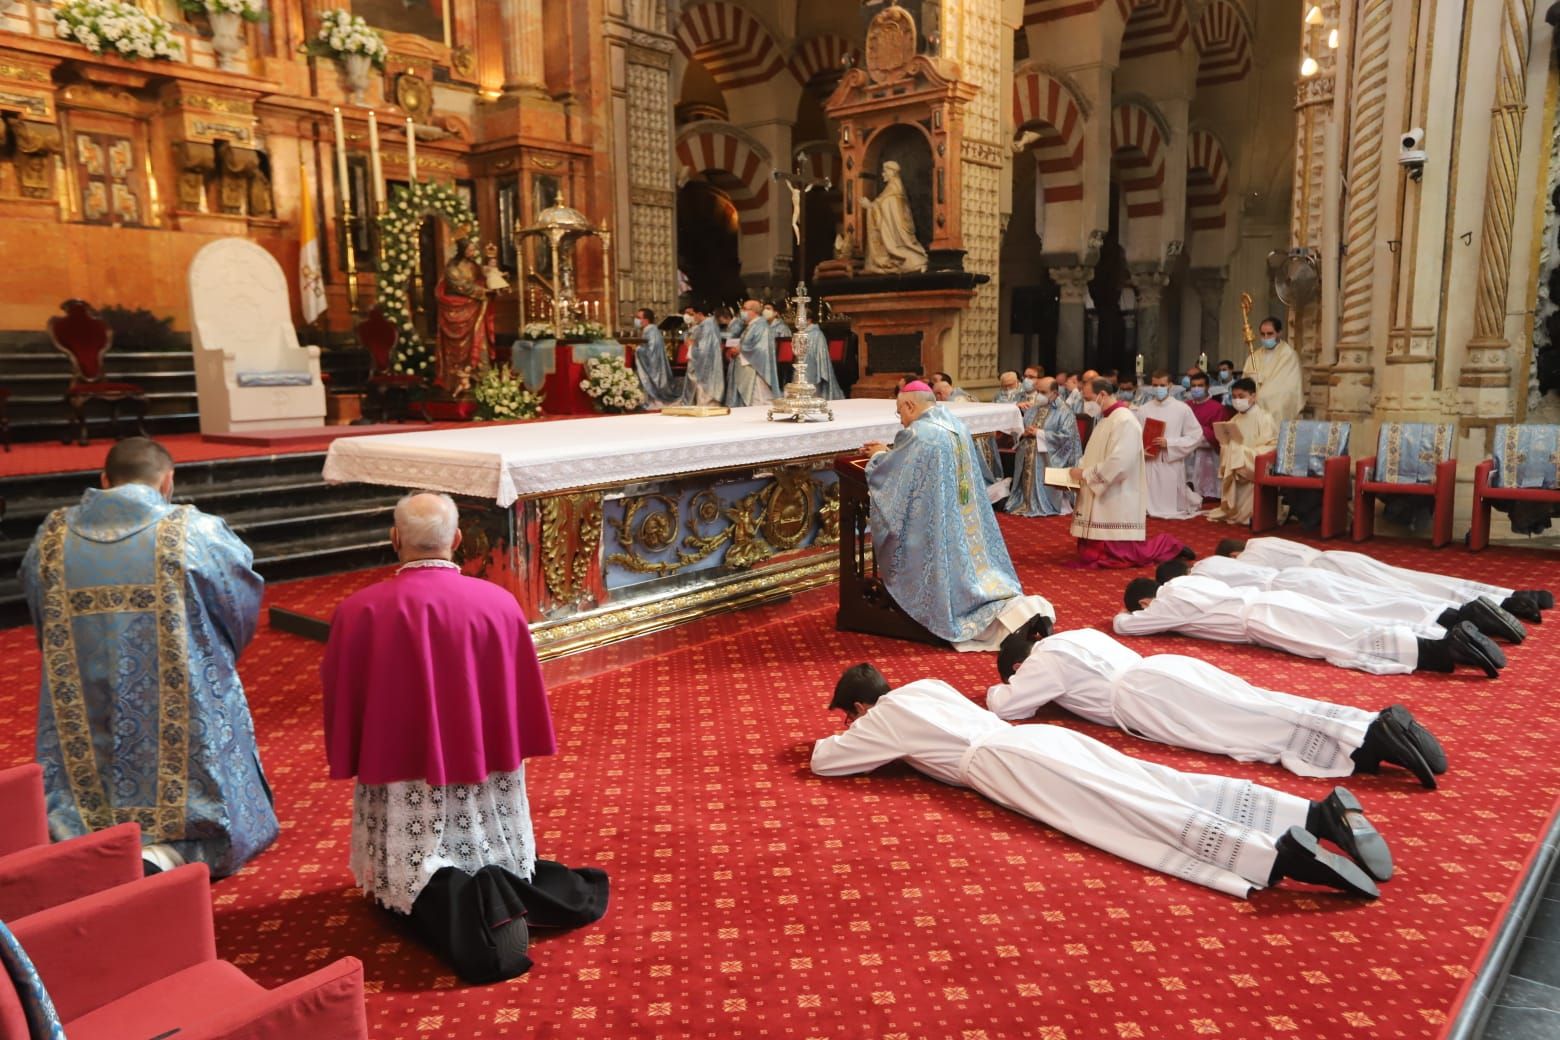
[1185,555,1527,644]
[1219,535,1556,623]
[679,304,725,406]
[1115,572,1508,677]
[812,665,1385,898]
[1243,315,1304,424]
[1202,377,1277,525]
[1138,372,1204,519]
[1068,378,1188,568]
[860,383,1050,650]
[987,625,1446,791]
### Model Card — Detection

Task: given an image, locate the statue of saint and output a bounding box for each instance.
[862,161,928,274]
[434,237,495,397]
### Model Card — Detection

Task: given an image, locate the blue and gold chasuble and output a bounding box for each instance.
[21,484,277,877]
[867,405,1024,643]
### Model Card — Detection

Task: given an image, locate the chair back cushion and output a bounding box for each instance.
[1374,422,1456,484]
[356,307,399,373]
[0,922,65,1040]
[1272,419,1351,478]
[46,300,111,382]
[188,238,302,372]
[1492,423,1560,489]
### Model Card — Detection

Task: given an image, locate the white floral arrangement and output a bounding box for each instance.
[521,321,554,341]
[562,320,608,341]
[180,0,264,22]
[376,182,476,378]
[579,354,644,413]
[472,365,542,421]
[55,0,185,61]
[311,8,387,67]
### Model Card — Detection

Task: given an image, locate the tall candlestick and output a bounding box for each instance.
[1197,352,1208,374]
[366,110,383,210]
[405,117,417,183]
[1135,353,1145,378]
[331,107,350,210]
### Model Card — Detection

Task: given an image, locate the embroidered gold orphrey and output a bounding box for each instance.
[38,506,192,840]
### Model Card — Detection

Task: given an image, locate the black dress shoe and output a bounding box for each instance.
[1446,621,1505,677]
[1462,597,1526,644]
[1356,705,1443,787]
[1308,787,1394,882]
[1501,595,1543,623]
[1177,545,1197,561]
[1267,826,1380,898]
[1518,589,1555,610]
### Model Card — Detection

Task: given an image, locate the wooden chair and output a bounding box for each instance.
[356,306,419,420]
[46,299,147,446]
[1352,421,1458,548]
[1469,423,1560,551]
[832,453,946,647]
[1253,419,1352,539]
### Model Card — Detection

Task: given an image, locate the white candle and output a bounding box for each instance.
[332,107,350,213]
[366,110,383,209]
[405,117,417,183]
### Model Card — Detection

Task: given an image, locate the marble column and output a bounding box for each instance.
[1192,268,1226,370]
[501,0,547,93]
[1131,267,1170,373]
[1051,265,1093,374]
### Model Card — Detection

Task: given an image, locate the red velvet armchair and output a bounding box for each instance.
[1352,421,1458,548]
[1469,423,1560,551]
[0,764,144,922]
[46,299,148,446]
[1252,419,1353,539]
[1,865,369,1040]
[356,306,419,421]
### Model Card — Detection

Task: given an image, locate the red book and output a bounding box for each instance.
[1143,417,1166,458]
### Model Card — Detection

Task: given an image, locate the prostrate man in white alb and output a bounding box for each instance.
[813,664,1388,899]
[1217,536,1555,624]
[1115,571,1508,678]
[1137,370,1204,519]
[988,621,1447,790]
[1183,555,1526,644]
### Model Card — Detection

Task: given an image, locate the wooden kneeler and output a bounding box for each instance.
[832,453,948,648]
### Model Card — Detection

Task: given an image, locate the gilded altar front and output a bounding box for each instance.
[448,459,843,659]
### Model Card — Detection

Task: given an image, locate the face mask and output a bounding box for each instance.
[1232,397,1252,413]
[1152,386,1169,401]
[1117,390,1133,401]
[1260,337,1278,349]
[763,310,776,320]
[684,314,696,324]
[1084,400,1103,419]
[1218,370,1233,382]
[633,317,645,329]
[1189,386,1207,401]
[1021,378,1034,391]
[1180,376,1191,389]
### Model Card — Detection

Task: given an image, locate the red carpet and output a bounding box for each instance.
[3,517,1559,1038]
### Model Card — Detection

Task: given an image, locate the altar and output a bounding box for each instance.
[322,399,1023,657]
[510,338,629,416]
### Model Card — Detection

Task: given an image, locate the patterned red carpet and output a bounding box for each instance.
[4,517,1559,1039]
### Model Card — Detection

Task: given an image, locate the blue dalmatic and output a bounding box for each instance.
[867,404,1024,643]
[992,388,1025,405]
[796,324,844,400]
[20,483,277,877]
[769,318,793,339]
[727,315,780,406]
[635,325,682,407]
[1007,399,1082,517]
[681,316,726,405]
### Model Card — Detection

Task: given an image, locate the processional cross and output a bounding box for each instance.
[766,161,836,422]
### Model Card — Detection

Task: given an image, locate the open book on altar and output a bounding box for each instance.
[1043,467,1081,489]
[1142,417,1166,458]
[1213,421,1242,446]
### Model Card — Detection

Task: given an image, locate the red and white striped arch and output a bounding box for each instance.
[1186,129,1230,230]
[675,1,786,93]
[675,123,772,236]
[1012,70,1087,203]
[1120,0,1190,61]
[1193,0,1253,87]
[1110,102,1167,218]
[1023,0,1129,28]
[789,34,858,88]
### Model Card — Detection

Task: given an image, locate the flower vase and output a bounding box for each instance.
[207,10,245,71]
[341,52,373,105]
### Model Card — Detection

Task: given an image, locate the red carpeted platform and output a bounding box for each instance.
[3,516,1559,1039]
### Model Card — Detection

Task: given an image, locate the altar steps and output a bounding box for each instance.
[0,450,398,626]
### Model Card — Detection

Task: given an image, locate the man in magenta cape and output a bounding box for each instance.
[323,492,555,918]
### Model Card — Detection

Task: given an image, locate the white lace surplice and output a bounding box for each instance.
[349,765,536,915]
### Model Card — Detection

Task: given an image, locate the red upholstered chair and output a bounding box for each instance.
[1253,419,1353,539]
[45,299,147,446]
[356,306,419,421]
[1469,423,1560,551]
[0,764,143,922]
[1,865,369,1040]
[1352,421,1458,548]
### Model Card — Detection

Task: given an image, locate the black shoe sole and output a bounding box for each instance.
[1322,787,1394,882]
[1275,826,1380,899]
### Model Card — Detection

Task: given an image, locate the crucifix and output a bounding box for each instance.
[774,162,832,275]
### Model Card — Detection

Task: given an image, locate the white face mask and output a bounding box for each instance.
[1083,400,1103,419]
[1231,397,1253,413]
[762,309,776,320]
[633,317,645,329]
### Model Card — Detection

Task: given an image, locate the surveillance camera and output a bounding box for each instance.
[1401,127,1425,151]
[1398,127,1427,178]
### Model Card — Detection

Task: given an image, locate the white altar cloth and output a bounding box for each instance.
[323,400,1025,506]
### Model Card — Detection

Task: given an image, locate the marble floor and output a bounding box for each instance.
[1477,861,1560,1038]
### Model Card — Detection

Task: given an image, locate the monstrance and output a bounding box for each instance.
[515,194,613,339]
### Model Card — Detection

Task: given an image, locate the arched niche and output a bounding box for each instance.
[862,123,934,251]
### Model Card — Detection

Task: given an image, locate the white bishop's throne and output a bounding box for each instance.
[189,237,325,434]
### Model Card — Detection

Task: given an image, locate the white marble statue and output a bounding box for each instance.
[862,161,928,275]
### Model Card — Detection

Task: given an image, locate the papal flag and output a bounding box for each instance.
[298,161,328,324]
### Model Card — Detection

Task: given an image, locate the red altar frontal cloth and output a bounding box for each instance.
[322,567,557,786]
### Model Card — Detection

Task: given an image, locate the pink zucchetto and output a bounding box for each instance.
[901,380,933,393]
